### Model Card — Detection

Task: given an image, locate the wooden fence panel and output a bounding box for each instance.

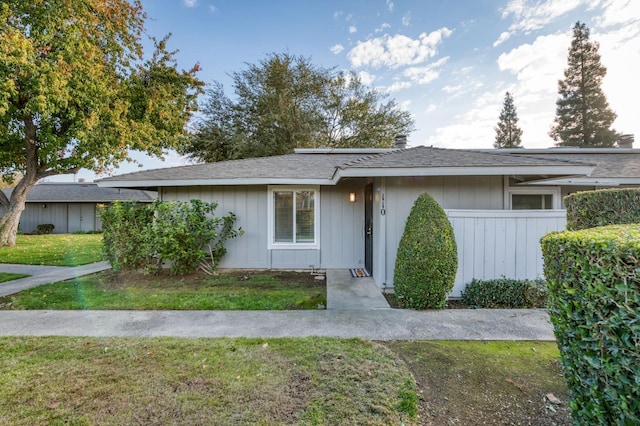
[446,210,566,297]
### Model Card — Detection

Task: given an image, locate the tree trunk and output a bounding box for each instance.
[0,180,34,246]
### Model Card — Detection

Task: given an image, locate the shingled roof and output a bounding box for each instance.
[2,183,156,202]
[97,146,597,188]
[479,148,640,185]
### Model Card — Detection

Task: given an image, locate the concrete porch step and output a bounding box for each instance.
[326,269,391,310]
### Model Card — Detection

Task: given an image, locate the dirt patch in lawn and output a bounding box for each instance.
[384,341,572,425]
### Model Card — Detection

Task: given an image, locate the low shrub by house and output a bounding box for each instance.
[565,188,640,230]
[36,224,55,234]
[101,200,242,275]
[394,192,457,309]
[541,224,640,425]
[461,278,547,308]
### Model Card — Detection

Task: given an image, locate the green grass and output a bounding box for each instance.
[0,337,417,425]
[0,273,29,283]
[0,270,327,310]
[0,234,104,266]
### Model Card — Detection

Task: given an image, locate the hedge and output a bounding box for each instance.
[565,188,640,230]
[461,278,547,308]
[541,224,640,424]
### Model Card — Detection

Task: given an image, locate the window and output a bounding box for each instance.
[511,194,553,210]
[269,186,319,248]
[508,188,559,210]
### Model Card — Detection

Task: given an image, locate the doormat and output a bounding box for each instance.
[350,268,370,278]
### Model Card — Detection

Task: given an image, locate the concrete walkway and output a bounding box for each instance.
[0,261,111,297]
[0,263,555,340]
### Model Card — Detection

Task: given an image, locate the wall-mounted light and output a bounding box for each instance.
[42,204,47,209]
[349,192,357,203]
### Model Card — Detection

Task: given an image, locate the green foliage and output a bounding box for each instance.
[565,188,640,230]
[0,0,203,246]
[35,224,54,235]
[100,200,243,275]
[541,224,640,425]
[394,192,458,309]
[550,21,618,147]
[182,52,415,162]
[461,278,547,308]
[494,91,523,148]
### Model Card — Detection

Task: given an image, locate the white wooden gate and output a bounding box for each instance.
[446,210,567,297]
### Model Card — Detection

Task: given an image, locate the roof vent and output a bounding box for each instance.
[617,134,634,149]
[394,134,407,149]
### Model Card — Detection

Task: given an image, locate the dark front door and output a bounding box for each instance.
[364,183,373,274]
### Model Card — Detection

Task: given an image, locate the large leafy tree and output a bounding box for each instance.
[494,91,523,148]
[0,0,203,246]
[550,21,618,147]
[183,53,415,162]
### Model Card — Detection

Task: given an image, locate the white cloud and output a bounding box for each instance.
[375,23,391,33]
[501,0,586,32]
[425,103,437,113]
[493,31,511,47]
[349,26,357,34]
[386,81,412,93]
[403,56,449,84]
[209,5,217,13]
[386,0,394,12]
[347,28,453,69]
[595,0,640,27]
[441,84,464,94]
[402,13,411,26]
[183,0,198,7]
[330,44,345,54]
[357,70,375,85]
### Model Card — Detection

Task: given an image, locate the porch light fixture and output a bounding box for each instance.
[349,192,357,203]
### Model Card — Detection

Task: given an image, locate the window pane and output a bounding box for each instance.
[512,194,553,210]
[274,191,293,242]
[296,191,314,243]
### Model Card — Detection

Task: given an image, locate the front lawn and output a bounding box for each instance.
[0,270,326,310]
[0,273,29,283]
[0,337,570,425]
[0,234,104,266]
[0,336,417,425]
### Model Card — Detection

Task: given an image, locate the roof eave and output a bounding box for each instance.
[336,165,595,178]
[97,177,337,188]
[520,177,640,186]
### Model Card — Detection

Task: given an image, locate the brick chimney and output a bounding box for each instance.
[394,134,407,149]
[617,134,634,149]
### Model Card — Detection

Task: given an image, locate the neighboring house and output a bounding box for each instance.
[97,143,640,297]
[1,183,157,234]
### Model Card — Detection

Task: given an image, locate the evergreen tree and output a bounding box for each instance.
[550,21,618,147]
[494,91,523,148]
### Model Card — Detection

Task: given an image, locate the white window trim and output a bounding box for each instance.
[267,185,320,250]
[508,186,561,210]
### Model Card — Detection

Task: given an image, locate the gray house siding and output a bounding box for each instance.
[371,175,504,288]
[160,181,365,270]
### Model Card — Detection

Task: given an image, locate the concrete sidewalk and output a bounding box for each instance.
[0,261,111,297]
[0,309,555,340]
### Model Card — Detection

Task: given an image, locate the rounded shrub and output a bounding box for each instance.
[393,192,457,309]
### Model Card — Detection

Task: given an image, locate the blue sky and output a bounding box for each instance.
[55,0,639,182]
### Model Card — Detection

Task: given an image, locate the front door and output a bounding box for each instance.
[364,183,373,274]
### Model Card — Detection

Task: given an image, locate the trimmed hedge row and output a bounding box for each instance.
[541,224,640,425]
[565,188,640,230]
[394,192,457,309]
[460,278,547,308]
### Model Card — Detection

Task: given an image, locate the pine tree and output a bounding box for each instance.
[494,91,523,148]
[550,21,618,147]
